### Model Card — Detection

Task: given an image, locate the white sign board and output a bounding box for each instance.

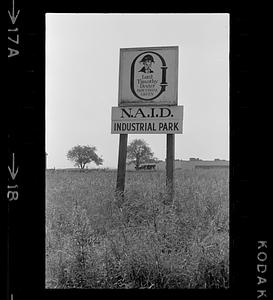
[111,106,183,134]
[118,46,178,106]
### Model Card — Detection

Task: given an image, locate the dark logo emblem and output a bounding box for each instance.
[130,51,168,101]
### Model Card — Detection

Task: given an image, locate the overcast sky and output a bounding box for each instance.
[46,13,229,169]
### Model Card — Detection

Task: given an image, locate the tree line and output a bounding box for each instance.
[65,139,157,170]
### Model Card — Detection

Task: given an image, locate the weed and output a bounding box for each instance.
[46,169,229,289]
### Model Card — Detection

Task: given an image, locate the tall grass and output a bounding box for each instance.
[46,169,229,289]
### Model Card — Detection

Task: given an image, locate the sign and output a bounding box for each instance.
[118,46,178,106]
[111,105,183,134]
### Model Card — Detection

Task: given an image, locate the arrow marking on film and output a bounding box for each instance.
[8,153,19,180]
[8,0,20,25]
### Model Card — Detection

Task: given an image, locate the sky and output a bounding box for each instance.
[46,13,229,169]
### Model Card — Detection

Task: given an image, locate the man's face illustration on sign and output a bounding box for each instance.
[139,54,154,73]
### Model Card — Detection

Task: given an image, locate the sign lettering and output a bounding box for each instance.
[111,106,183,134]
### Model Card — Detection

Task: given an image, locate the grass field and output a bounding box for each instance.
[46,168,229,289]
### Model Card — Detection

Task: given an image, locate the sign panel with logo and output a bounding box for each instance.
[118,46,178,106]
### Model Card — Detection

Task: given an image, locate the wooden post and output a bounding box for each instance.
[166,134,175,203]
[45,152,48,170]
[116,134,128,196]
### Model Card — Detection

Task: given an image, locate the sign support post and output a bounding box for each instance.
[166,133,175,203]
[116,133,128,196]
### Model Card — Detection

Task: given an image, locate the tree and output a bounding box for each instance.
[127,139,157,170]
[67,145,103,169]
